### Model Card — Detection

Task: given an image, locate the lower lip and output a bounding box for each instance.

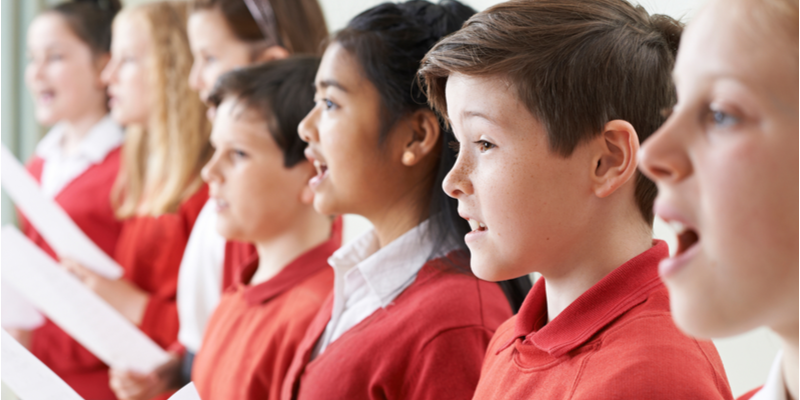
[108,97,117,108]
[465,228,488,244]
[658,241,701,278]
[214,201,228,213]
[309,169,328,190]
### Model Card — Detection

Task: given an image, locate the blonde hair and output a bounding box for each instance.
[112,1,212,218]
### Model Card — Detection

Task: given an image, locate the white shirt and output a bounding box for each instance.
[36,116,124,198]
[0,116,123,331]
[751,351,788,400]
[176,200,227,353]
[312,220,455,358]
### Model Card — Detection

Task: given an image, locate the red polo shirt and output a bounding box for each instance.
[281,252,513,400]
[192,233,339,400]
[472,241,734,400]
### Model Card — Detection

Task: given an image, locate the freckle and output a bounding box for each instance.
[546,237,549,241]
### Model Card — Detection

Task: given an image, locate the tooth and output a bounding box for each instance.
[479,222,486,229]
[467,219,479,231]
[668,220,686,234]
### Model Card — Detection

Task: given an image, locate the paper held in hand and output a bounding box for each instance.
[0,144,123,279]
[3,330,200,400]
[2,329,84,400]
[1,225,171,374]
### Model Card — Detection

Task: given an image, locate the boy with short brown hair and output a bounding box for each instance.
[419,0,733,398]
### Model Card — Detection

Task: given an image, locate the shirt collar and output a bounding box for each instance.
[751,351,787,400]
[328,219,443,307]
[500,240,669,358]
[35,116,124,163]
[240,233,340,305]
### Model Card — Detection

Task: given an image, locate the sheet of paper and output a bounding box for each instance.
[2,226,171,373]
[1,281,44,330]
[168,382,201,400]
[1,144,123,279]
[1,329,85,400]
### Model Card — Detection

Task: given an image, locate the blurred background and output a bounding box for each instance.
[0,0,780,398]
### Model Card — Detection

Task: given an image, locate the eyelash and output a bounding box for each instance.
[316,98,337,111]
[231,149,247,160]
[709,108,739,128]
[447,140,496,155]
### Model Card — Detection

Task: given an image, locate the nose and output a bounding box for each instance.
[298,105,320,143]
[188,60,203,94]
[442,149,473,199]
[638,113,693,184]
[100,58,117,85]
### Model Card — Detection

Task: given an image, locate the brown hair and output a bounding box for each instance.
[190,0,328,55]
[419,0,683,223]
[207,55,320,168]
[46,0,122,56]
[112,1,212,218]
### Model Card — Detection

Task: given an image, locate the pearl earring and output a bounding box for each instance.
[402,151,416,165]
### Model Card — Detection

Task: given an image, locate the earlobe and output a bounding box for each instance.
[592,120,639,198]
[254,45,290,63]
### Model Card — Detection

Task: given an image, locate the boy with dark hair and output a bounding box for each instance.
[419,0,733,398]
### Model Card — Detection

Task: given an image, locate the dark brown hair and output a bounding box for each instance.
[190,0,328,55]
[46,0,122,56]
[333,0,532,312]
[419,0,683,223]
[207,55,320,167]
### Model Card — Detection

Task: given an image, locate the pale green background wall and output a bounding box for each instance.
[0,1,781,399]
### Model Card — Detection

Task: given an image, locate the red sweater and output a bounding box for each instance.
[281,252,512,400]
[472,241,734,400]
[22,150,124,400]
[193,234,339,400]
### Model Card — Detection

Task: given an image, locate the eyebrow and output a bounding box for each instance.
[316,79,349,93]
[462,110,496,124]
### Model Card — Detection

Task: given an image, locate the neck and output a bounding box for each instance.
[776,320,799,400]
[367,180,431,249]
[60,109,107,156]
[250,210,332,286]
[543,208,652,322]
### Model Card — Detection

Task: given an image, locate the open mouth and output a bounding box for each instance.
[467,218,487,233]
[305,147,329,189]
[669,220,700,256]
[37,90,55,104]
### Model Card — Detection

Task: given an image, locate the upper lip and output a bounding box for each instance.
[458,210,486,230]
[654,200,696,233]
[304,146,328,176]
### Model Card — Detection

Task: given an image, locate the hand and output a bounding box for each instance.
[109,352,182,400]
[60,259,150,325]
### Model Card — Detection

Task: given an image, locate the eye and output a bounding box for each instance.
[47,53,63,62]
[322,98,337,111]
[230,149,247,160]
[710,108,739,128]
[448,140,460,155]
[204,55,216,64]
[476,140,496,153]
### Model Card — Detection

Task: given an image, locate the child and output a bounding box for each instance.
[638,0,798,399]
[59,2,211,398]
[281,1,529,399]
[419,0,733,398]
[10,1,123,398]
[111,56,337,400]
[175,0,330,380]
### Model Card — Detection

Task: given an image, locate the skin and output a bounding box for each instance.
[61,11,155,357]
[101,14,155,127]
[299,42,441,248]
[638,0,798,397]
[443,73,652,321]
[25,13,110,156]
[111,99,331,400]
[187,8,288,104]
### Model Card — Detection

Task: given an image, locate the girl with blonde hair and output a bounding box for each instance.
[61,2,211,399]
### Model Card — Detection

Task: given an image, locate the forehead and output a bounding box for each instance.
[28,14,81,47]
[445,73,531,127]
[316,42,368,90]
[112,13,150,51]
[188,9,239,44]
[675,1,796,99]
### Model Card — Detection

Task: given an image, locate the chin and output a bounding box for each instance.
[668,289,749,340]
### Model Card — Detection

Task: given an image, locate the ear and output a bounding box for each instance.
[591,119,639,198]
[253,45,290,63]
[400,109,441,167]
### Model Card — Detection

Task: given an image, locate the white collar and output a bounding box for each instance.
[751,351,788,400]
[328,219,444,307]
[35,116,124,163]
